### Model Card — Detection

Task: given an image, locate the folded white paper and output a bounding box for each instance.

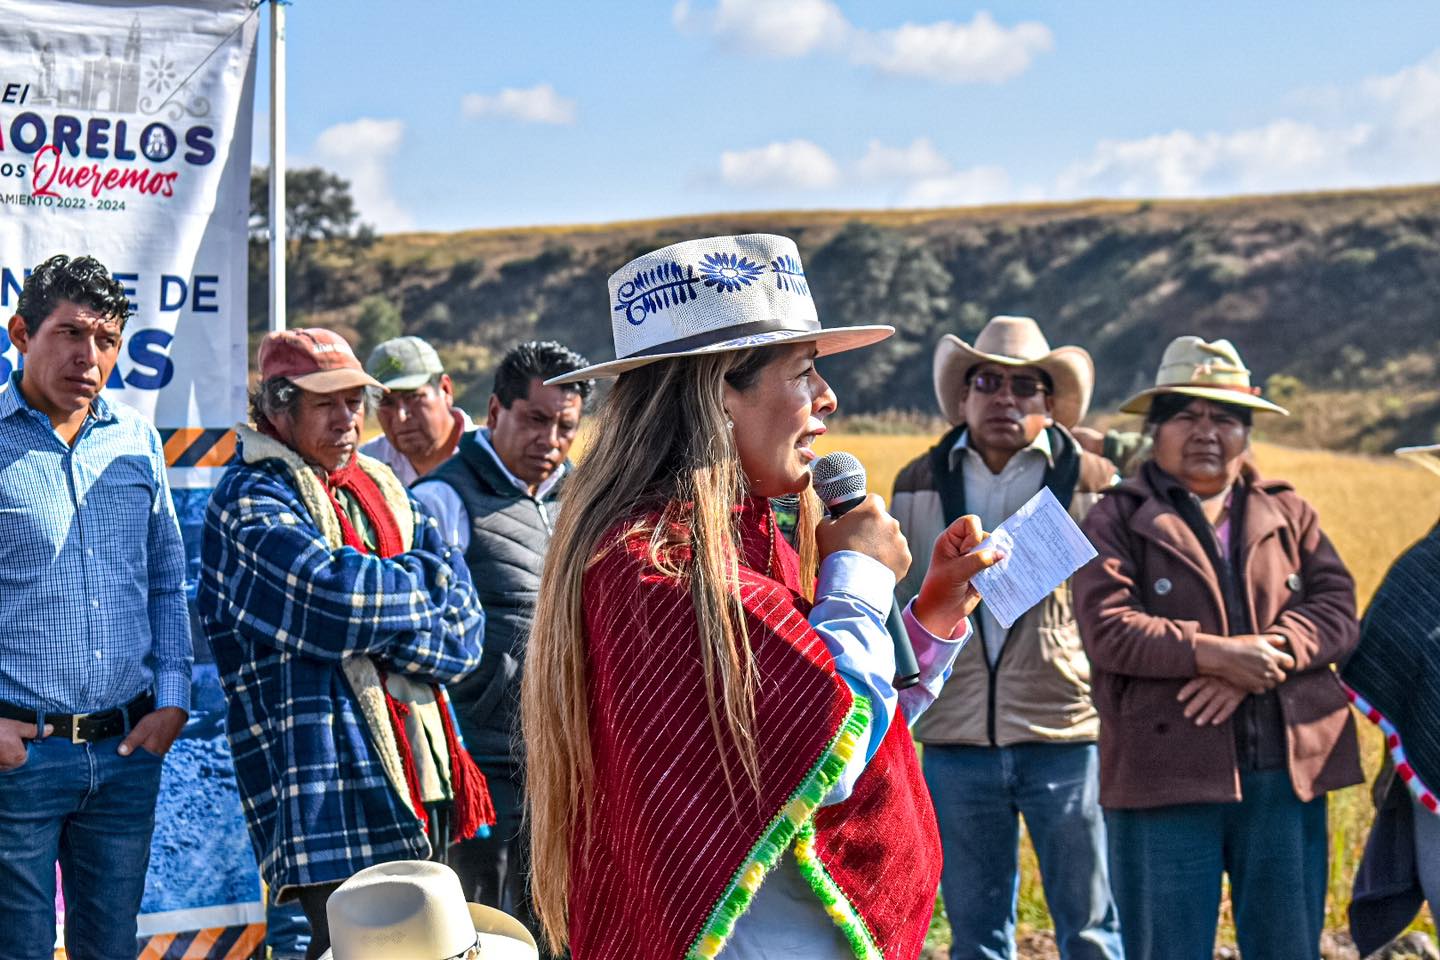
[970,487,1099,629]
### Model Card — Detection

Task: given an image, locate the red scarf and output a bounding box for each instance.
[321,452,496,845]
[321,455,406,556]
[569,498,941,959]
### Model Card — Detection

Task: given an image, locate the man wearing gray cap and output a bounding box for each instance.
[362,336,475,485]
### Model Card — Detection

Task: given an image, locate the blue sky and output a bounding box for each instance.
[253,2,1440,233]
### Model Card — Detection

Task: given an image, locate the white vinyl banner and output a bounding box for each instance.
[0,0,256,489]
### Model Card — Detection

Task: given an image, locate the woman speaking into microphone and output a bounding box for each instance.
[522,235,997,960]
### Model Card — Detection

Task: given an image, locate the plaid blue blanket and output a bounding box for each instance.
[197,446,483,899]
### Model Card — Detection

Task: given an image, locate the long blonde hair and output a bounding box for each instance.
[521,347,820,952]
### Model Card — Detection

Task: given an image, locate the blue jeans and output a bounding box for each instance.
[265,900,312,960]
[1416,794,1440,920]
[923,743,1123,960]
[1105,769,1328,960]
[0,733,165,960]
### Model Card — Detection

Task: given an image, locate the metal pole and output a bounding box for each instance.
[268,0,286,332]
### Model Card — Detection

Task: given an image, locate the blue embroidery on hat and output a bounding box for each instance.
[698,253,765,293]
[715,332,795,350]
[771,255,810,297]
[613,261,701,326]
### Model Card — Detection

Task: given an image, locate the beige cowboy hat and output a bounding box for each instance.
[1397,445,1440,478]
[1120,336,1288,417]
[933,315,1094,428]
[319,861,538,960]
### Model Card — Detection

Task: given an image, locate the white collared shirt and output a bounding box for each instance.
[359,409,475,487]
[952,427,1052,665]
[411,427,567,552]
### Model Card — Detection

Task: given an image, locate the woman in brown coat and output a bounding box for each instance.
[1074,336,1363,960]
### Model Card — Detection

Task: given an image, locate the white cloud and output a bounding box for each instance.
[857,137,951,181]
[461,84,576,125]
[674,0,848,58]
[853,138,1015,205]
[715,48,1440,209]
[714,135,1015,206]
[719,139,841,190]
[1362,51,1440,131]
[309,118,412,233]
[674,3,1051,84]
[901,165,1014,206]
[1054,121,1366,197]
[1355,50,1440,178]
[854,13,1054,85]
[1051,50,1440,200]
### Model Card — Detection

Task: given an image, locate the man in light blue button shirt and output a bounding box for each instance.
[0,255,192,960]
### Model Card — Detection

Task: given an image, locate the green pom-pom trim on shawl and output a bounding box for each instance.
[686,694,876,959]
[793,820,882,959]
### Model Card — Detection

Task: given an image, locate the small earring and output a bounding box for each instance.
[726,418,734,430]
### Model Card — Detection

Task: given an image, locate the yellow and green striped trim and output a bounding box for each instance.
[793,820,881,959]
[687,694,873,960]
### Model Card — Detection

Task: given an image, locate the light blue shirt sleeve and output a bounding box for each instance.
[897,600,970,723]
[412,479,471,552]
[147,426,193,712]
[809,552,971,806]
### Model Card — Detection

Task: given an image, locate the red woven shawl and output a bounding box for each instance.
[320,455,495,843]
[569,498,942,959]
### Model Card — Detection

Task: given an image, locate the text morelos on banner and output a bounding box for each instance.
[0,0,257,491]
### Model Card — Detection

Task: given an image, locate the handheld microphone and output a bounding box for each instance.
[811,452,922,690]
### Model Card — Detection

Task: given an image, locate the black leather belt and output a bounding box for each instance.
[0,691,155,744]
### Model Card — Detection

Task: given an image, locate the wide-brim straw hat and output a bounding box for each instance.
[318,861,538,960]
[1397,444,1440,478]
[546,233,892,385]
[933,315,1094,428]
[1120,335,1288,416]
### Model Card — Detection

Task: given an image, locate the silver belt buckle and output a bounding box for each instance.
[70,712,89,744]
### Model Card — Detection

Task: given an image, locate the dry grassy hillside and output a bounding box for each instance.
[264,183,1440,453]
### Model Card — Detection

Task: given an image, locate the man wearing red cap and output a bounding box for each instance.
[197,328,493,960]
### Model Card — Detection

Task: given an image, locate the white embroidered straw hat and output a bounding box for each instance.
[318,861,537,960]
[545,233,893,384]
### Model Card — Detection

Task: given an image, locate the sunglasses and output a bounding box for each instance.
[969,371,1050,398]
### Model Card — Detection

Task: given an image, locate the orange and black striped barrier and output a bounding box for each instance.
[134,923,266,960]
[159,428,237,468]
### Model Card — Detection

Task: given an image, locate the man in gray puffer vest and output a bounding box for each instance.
[413,340,592,951]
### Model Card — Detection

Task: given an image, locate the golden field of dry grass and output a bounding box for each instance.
[809,433,1440,952]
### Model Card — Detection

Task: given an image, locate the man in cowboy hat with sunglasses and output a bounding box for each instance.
[893,315,1123,960]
